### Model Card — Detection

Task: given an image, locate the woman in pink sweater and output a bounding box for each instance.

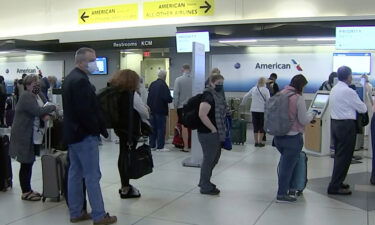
[274,74,315,203]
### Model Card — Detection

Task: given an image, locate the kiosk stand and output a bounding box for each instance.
[304,91,331,156]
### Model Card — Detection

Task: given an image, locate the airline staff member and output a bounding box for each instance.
[328,66,367,195]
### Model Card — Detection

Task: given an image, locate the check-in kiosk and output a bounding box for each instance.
[304,91,331,156]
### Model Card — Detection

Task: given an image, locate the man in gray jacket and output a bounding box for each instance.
[173,64,192,151]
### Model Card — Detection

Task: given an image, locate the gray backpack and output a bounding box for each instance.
[264,91,296,136]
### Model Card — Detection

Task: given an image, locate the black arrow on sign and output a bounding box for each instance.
[81,12,89,22]
[200,1,211,13]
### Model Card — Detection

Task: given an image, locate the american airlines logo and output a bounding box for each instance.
[254,59,303,71]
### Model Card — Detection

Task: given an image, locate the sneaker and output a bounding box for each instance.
[70,211,91,223]
[254,143,260,147]
[200,187,220,195]
[157,148,170,152]
[93,213,117,225]
[276,195,297,203]
[327,188,352,195]
[258,143,266,148]
[151,147,157,151]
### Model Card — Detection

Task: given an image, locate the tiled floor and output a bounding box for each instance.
[1,135,374,225]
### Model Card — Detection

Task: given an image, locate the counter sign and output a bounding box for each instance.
[144,0,214,19]
[79,4,138,24]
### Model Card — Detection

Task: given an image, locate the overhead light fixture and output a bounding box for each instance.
[297,37,335,42]
[219,39,258,43]
[120,51,134,54]
[0,51,10,54]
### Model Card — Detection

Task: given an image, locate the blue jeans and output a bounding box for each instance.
[274,134,303,196]
[371,114,375,178]
[68,135,105,222]
[149,114,166,149]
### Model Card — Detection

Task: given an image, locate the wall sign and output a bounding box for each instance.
[143,0,214,19]
[78,4,138,24]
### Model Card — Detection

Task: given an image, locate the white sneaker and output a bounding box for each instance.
[157,148,170,152]
[151,148,157,151]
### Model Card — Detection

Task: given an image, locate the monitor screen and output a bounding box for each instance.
[176,31,210,53]
[336,26,375,50]
[312,94,329,109]
[332,53,371,75]
[91,57,108,75]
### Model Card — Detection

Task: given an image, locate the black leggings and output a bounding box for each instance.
[19,163,33,193]
[118,136,137,187]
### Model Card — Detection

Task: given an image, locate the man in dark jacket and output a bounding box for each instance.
[62,47,117,225]
[147,70,173,151]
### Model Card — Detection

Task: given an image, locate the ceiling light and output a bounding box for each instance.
[297,37,335,42]
[219,39,258,43]
[0,51,10,54]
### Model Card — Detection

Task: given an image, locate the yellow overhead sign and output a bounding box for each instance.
[79,4,138,24]
[143,0,214,19]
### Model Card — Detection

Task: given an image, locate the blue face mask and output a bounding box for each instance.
[214,84,223,92]
[87,61,98,74]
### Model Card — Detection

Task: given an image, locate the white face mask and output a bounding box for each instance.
[87,61,98,74]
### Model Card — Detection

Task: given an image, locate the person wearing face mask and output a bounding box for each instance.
[328,66,367,196]
[9,74,56,202]
[197,74,227,195]
[62,47,117,225]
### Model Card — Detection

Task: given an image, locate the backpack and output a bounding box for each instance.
[97,87,122,129]
[264,91,296,136]
[181,93,204,130]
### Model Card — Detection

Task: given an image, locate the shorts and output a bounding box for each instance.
[252,112,265,133]
[177,108,184,124]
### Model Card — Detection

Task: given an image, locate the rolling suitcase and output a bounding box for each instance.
[0,135,12,191]
[41,151,67,202]
[231,119,247,145]
[289,151,308,195]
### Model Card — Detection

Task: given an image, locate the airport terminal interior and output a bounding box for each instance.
[1,0,375,224]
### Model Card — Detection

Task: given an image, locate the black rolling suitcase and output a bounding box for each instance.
[41,151,67,202]
[231,119,247,145]
[0,135,12,191]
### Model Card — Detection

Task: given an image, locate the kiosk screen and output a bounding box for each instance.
[312,94,329,109]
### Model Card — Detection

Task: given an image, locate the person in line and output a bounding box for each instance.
[274,74,316,203]
[9,74,56,201]
[266,73,279,97]
[198,74,227,195]
[109,69,150,198]
[138,76,148,105]
[39,74,50,101]
[319,72,338,91]
[147,70,173,152]
[174,64,193,152]
[241,77,270,147]
[371,100,375,185]
[62,47,117,224]
[363,75,373,137]
[0,76,7,127]
[15,73,27,103]
[328,66,367,195]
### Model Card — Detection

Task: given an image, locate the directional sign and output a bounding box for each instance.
[78,4,138,24]
[143,0,214,19]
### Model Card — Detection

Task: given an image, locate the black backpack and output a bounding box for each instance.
[182,93,204,130]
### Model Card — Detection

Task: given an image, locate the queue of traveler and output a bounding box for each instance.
[4,46,375,224]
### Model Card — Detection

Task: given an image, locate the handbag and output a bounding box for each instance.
[128,142,154,179]
[222,115,233,150]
